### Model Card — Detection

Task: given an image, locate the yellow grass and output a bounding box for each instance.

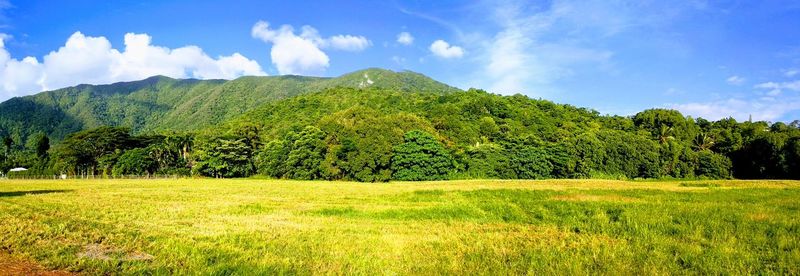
[0,178,799,274]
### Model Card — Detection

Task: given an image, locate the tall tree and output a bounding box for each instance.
[35,134,50,158]
[52,127,134,175]
[2,136,12,156]
[193,135,254,178]
[391,130,455,181]
[285,126,328,180]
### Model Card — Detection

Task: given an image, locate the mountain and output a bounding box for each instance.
[0,68,460,143]
[3,68,796,180]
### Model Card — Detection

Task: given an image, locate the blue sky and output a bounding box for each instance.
[1,0,799,122]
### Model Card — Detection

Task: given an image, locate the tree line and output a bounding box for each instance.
[2,88,799,180]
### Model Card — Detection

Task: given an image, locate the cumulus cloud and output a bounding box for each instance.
[251,21,330,75]
[0,32,265,101]
[251,20,371,75]
[429,40,464,59]
[396,32,414,45]
[669,97,800,122]
[726,75,745,85]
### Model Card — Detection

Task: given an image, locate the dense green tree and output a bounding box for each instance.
[285,126,328,180]
[34,133,50,158]
[695,150,732,179]
[573,133,606,177]
[2,135,12,156]
[732,134,785,179]
[317,107,433,182]
[391,130,455,181]
[97,151,122,176]
[547,143,577,178]
[113,148,157,176]
[633,109,699,143]
[462,143,508,179]
[504,144,553,179]
[783,138,800,179]
[256,139,294,178]
[52,127,135,175]
[598,130,661,179]
[193,135,254,178]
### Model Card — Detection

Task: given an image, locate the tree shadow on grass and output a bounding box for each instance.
[0,190,72,198]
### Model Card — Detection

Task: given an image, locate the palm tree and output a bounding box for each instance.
[148,143,172,171]
[693,132,715,151]
[178,135,193,162]
[164,134,193,162]
[658,125,675,144]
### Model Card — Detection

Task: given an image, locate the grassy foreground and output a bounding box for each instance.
[0,179,799,274]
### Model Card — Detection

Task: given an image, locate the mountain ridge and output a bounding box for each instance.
[0,68,461,143]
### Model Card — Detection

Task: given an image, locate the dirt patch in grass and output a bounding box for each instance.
[0,252,73,276]
[78,244,154,261]
[747,212,773,221]
[679,183,721,188]
[551,194,639,202]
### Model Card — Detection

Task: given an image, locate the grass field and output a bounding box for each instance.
[1,179,799,274]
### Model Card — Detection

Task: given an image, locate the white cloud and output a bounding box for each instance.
[755,80,800,92]
[396,32,414,45]
[785,69,799,77]
[429,40,464,59]
[327,35,371,51]
[456,0,714,96]
[672,79,800,122]
[0,37,43,97]
[251,20,370,75]
[484,25,534,93]
[468,0,620,95]
[0,32,265,101]
[251,21,329,75]
[669,97,800,122]
[391,56,406,65]
[726,75,745,85]
[664,88,682,95]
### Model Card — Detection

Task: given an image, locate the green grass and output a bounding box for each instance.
[0,179,799,274]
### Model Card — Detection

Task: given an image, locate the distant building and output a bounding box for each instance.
[9,167,27,172]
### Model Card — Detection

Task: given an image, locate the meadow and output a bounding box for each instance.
[0,179,799,274]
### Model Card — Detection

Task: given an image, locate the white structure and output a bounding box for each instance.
[9,167,27,172]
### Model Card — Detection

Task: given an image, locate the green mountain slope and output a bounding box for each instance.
[226,86,602,147]
[3,68,795,180]
[0,68,459,143]
[217,87,698,180]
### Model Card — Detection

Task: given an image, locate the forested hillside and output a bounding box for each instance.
[0,68,459,144]
[1,69,798,181]
[217,87,799,180]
